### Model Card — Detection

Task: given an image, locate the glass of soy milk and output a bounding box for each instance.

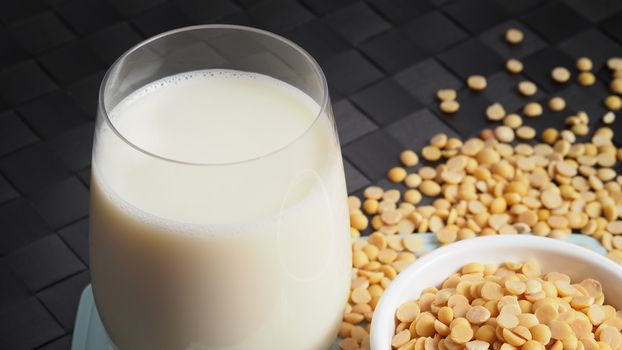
[90,25,351,350]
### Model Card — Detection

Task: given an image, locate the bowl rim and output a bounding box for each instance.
[369,235,622,350]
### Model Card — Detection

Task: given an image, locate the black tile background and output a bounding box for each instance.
[0,0,621,348]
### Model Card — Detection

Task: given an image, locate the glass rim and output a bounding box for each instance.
[98,24,330,167]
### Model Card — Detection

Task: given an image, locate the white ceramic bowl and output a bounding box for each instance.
[370,235,622,350]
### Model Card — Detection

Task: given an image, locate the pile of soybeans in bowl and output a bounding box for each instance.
[390,260,621,350]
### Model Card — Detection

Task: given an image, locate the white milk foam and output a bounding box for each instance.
[94,69,332,231]
[107,69,321,164]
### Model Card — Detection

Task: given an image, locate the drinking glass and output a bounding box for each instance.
[90,25,351,350]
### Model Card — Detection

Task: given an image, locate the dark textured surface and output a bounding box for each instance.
[0,0,621,348]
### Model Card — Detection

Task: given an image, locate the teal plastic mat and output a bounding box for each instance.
[72,234,606,350]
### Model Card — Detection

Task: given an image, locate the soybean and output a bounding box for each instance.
[505,28,524,44]
[467,75,487,91]
[552,67,571,83]
[506,59,523,74]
